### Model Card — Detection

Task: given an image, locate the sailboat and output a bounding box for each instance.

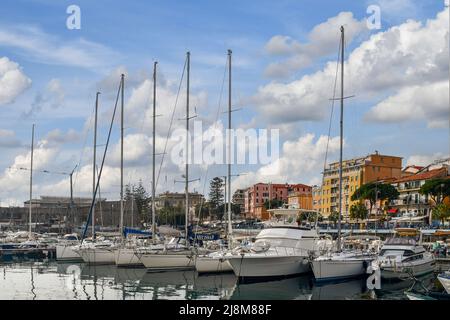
[310,26,378,282]
[76,76,126,265]
[137,52,196,271]
[195,50,235,274]
[114,62,160,268]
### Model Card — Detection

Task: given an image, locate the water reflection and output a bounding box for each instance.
[229,275,314,300]
[0,260,426,300]
[311,278,368,300]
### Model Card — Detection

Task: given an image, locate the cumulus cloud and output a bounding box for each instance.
[253,7,449,126]
[264,12,367,77]
[364,81,449,128]
[0,56,31,105]
[232,133,341,193]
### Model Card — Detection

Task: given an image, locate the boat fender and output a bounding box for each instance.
[362,260,368,269]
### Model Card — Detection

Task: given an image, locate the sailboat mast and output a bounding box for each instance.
[185,52,190,245]
[93,92,99,239]
[227,49,233,247]
[337,26,344,251]
[28,124,34,239]
[120,74,124,238]
[152,61,157,239]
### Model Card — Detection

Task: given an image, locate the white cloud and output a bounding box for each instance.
[0,25,120,69]
[22,78,66,118]
[232,133,341,192]
[253,7,449,126]
[364,81,449,128]
[264,12,367,77]
[0,56,31,105]
[406,153,448,166]
[45,128,80,146]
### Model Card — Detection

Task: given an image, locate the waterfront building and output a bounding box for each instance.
[244,183,312,218]
[313,152,403,218]
[388,163,450,219]
[232,189,246,216]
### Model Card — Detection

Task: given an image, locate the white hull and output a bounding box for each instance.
[114,248,143,267]
[311,257,373,282]
[227,255,310,278]
[437,273,450,294]
[195,256,233,274]
[380,259,435,279]
[139,251,195,271]
[56,244,83,261]
[78,247,116,265]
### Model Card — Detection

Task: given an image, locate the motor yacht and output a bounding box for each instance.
[372,228,435,280]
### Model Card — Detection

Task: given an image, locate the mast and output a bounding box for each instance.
[28,124,35,239]
[93,92,100,239]
[120,74,125,238]
[152,61,157,240]
[337,26,344,251]
[185,52,190,246]
[227,49,233,247]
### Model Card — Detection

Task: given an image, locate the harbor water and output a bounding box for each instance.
[0,258,439,300]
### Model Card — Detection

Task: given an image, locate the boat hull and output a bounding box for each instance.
[139,251,195,271]
[56,244,83,261]
[114,248,143,267]
[438,273,450,294]
[78,248,116,265]
[195,256,233,274]
[227,255,310,278]
[380,259,435,280]
[311,258,373,282]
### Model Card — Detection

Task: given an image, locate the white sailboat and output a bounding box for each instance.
[56,234,83,262]
[138,52,195,271]
[310,26,378,282]
[78,76,124,265]
[195,50,234,274]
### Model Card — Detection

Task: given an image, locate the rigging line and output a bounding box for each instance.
[321,37,341,215]
[194,54,228,241]
[72,99,96,193]
[81,79,122,242]
[155,57,187,190]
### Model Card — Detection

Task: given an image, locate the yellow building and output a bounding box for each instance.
[313,152,402,218]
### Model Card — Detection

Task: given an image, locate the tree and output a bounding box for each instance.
[419,179,450,206]
[263,199,283,210]
[432,203,450,224]
[194,201,210,221]
[131,181,151,220]
[351,182,399,214]
[328,211,340,223]
[350,203,368,222]
[158,205,185,226]
[208,177,224,217]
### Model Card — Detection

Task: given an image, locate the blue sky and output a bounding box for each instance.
[0,0,448,205]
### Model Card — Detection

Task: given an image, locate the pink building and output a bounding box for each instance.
[244,183,312,218]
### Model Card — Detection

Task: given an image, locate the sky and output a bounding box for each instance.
[0,0,448,206]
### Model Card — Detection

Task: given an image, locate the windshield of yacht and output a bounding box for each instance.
[384,237,417,246]
[380,249,414,257]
